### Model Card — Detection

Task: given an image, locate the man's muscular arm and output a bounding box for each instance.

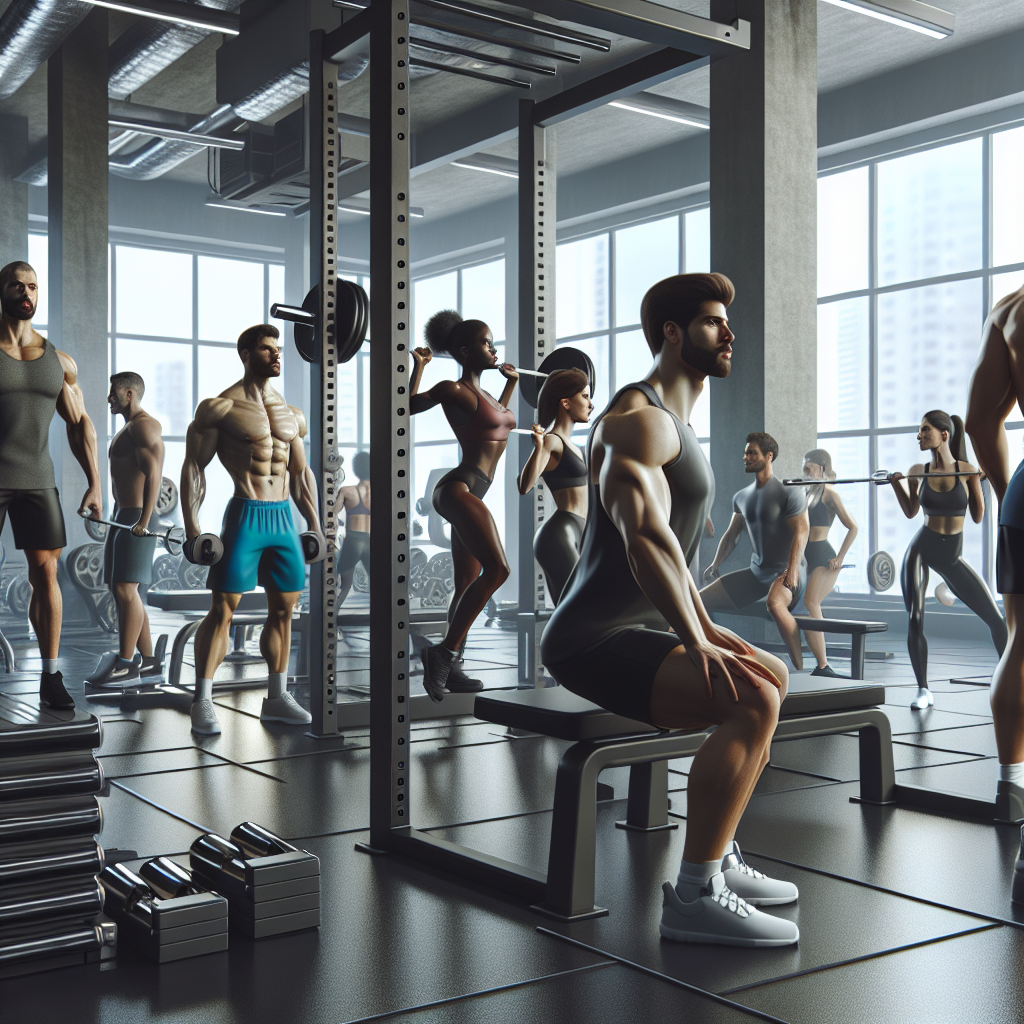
[181,398,230,538]
[704,513,745,581]
[130,418,165,534]
[54,351,102,518]
[781,512,809,591]
[287,408,322,535]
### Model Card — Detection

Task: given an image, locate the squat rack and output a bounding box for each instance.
[302,0,749,884]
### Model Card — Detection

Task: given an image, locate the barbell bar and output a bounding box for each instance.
[79,512,185,555]
[783,469,982,486]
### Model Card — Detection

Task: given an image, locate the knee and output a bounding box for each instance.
[28,558,59,586]
[206,602,235,630]
[732,681,782,737]
[113,583,136,603]
[482,559,510,588]
[266,606,292,627]
[804,598,821,616]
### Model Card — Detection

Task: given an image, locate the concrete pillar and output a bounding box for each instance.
[48,9,109,547]
[708,0,817,577]
[0,115,29,263]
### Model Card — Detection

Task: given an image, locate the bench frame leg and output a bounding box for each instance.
[615,761,678,833]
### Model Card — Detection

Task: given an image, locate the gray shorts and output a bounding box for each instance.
[719,566,803,610]
[103,507,157,585]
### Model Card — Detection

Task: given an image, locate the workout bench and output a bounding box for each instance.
[386,674,892,921]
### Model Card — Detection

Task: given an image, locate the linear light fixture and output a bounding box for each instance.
[205,202,287,217]
[820,0,953,39]
[80,0,240,36]
[452,160,518,179]
[108,118,245,149]
[608,96,709,130]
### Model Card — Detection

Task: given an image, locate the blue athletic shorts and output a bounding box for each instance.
[207,498,306,595]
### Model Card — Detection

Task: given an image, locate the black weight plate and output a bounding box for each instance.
[6,575,30,616]
[336,281,361,364]
[339,280,369,364]
[84,518,108,543]
[293,286,320,364]
[156,477,178,516]
[519,346,597,408]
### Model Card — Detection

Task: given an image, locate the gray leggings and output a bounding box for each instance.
[534,510,585,604]
[901,526,1007,688]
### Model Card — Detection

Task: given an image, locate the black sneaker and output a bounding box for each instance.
[445,654,483,693]
[421,644,455,702]
[140,656,163,678]
[810,664,840,678]
[1013,825,1024,904]
[40,670,75,709]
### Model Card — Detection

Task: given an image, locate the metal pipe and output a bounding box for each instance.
[782,470,982,486]
[107,117,245,149]
[410,35,556,75]
[409,56,531,88]
[413,15,581,63]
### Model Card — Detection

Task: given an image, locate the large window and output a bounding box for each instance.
[818,124,1024,593]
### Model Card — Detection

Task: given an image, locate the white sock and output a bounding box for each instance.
[267,672,287,699]
[676,856,723,902]
[195,678,213,702]
[1000,763,1024,786]
[444,645,459,658]
[42,659,58,674]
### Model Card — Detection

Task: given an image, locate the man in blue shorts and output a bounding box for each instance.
[180,324,325,736]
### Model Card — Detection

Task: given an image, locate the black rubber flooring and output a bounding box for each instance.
[2,621,1022,1023]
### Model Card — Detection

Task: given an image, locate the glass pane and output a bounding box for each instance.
[614,329,654,398]
[560,336,608,415]
[268,264,285,318]
[198,256,264,343]
[197,345,243,402]
[411,442,459,551]
[27,233,48,327]
[993,126,1024,269]
[684,208,710,273]
[413,272,457,349]
[877,138,983,287]
[818,167,869,297]
[461,259,505,342]
[818,297,870,432]
[690,383,710,439]
[412,342,459,443]
[116,246,193,339]
[556,235,608,338]
[116,339,192,435]
[615,217,679,327]
[161,439,185,516]
[361,356,370,444]
[877,279,983,428]
[993,270,1024,305]
[336,359,360,444]
[815,436,869,595]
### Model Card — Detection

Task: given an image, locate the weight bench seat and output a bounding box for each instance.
[452,675,893,920]
[792,616,887,679]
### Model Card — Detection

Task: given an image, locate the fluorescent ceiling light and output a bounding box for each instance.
[452,161,518,179]
[609,100,708,129]
[206,202,286,217]
[80,0,240,36]
[819,0,953,39]
[108,118,244,149]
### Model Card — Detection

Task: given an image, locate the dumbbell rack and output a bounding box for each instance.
[0,694,115,978]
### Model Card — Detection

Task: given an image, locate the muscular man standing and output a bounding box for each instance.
[0,261,102,708]
[541,274,798,947]
[98,371,164,685]
[965,285,1024,846]
[701,434,809,669]
[181,324,325,736]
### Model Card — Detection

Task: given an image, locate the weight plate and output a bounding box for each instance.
[95,591,118,633]
[868,550,896,592]
[84,518,108,543]
[293,286,320,364]
[519,346,597,409]
[5,575,30,616]
[338,280,369,364]
[352,562,369,593]
[68,543,106,592]
[156,477,179,516]
[179,561,210,591]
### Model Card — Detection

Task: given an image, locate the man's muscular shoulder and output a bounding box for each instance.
[127,413,163,446]
[289,405,308,438]
[193,396,233,430]
[56,349,77,383]
[597,392,678,468]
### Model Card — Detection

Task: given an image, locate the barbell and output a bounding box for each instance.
[271,279,368,366]
[80,512,186,556]
[784,469,981,486]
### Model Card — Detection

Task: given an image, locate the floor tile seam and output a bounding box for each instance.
[107,780,211,834]
[201,748,289,782]
[663,778,846,819]
[716,922,1001,997]
[742,850,1012,925]
[338,961,618,1024]
[891,722,995,737]
[98,743,200,757]
[535,927,791,1024]
[241,744,371,765]
[764,762,846,784]
[419,803,562,832]
[892,736,995,756]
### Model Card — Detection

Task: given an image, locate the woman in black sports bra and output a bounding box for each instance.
[890,409,1006,709]
[410,310,518,701]
[517,369,594,603]
[801,448,858,677]
[337,450,371,606]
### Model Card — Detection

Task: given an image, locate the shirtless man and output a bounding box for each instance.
[701,434,809,670]
[0,261,102,709]
[96,371,164,685]
[338,449,370,605]
[181,324,325,736]
[541,273,797,947]
[965,285,1024,867]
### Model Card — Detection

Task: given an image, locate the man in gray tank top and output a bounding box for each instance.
[0,262,103,709]
[701,432,809,669]
[541,273,798,948]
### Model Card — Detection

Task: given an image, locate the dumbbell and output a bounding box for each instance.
[182,534,225,566]
[300,531,327,564]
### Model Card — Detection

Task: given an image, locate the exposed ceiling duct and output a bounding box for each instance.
[0,0,92,101]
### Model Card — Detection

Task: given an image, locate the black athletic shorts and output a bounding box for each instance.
[719,566,803,610]
[432,465,492,510]
[805,540,837,574]
[544,627,682,725]
[103,507,157,585]
[0,488,67,550]
[997,525,1024,595]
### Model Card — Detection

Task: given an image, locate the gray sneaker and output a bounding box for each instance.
[261,692,312,725]
[722,841,799,905]
[190,698,222,736]
[659,875,799,947]
[996,781,1024,825]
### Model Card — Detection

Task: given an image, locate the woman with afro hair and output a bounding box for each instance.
[410,310,519,699]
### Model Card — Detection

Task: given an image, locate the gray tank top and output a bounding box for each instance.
[0,341,63,489]
[540,381,715,663]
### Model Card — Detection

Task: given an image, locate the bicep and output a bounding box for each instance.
[967,330,1015,427]
[787,512,809,536]
[600,454,671,544]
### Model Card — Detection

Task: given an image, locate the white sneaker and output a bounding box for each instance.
[261,692,312,725]
[191,698,221,736]
[659,875,798,947]
[910,687,934,710]
[722,842,798,905]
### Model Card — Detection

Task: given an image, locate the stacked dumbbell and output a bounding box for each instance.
[100,858,227,963]
[0,698,115,978]
[189,823,320,939]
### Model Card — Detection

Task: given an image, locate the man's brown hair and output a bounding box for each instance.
[639,272,735,356]
[237,323,280,357]
[0,261,35,293]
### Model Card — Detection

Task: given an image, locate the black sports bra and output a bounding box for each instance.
[541,434,588,490]
[919,462,969,517]
[808,495,834,528]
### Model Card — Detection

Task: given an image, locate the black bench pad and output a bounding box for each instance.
[475,673,884,742]
[793,616,887,635]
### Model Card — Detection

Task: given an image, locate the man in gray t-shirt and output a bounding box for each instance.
[699,432,809,668]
